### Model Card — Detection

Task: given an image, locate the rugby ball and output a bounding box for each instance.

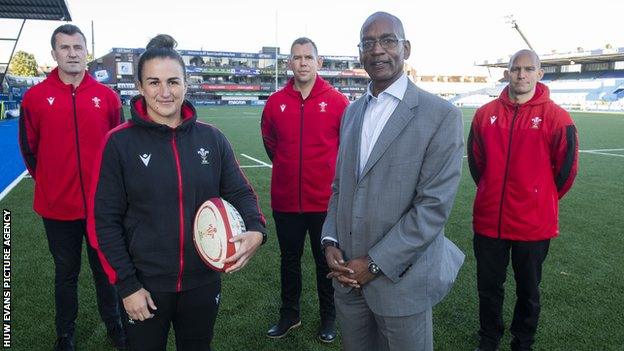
[193,198,246,272]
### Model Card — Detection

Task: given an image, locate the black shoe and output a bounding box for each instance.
[106,321,128,350]
[317,320,336,343]
[53,335,75,351]
[266,317,302,339]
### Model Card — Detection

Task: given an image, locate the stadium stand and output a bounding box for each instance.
[88,47,373,104]
[88,46,495,105]
[454,46,624,111]
[0,0,72,88]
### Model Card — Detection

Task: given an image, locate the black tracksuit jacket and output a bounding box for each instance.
[88,96,266,298]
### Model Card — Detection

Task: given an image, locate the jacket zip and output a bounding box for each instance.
[71,87,88,216]
[298,102,304,213]
[497,104,519,239]
[171,131,185,291]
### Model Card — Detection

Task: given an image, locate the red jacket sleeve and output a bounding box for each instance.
[260,99,276,161]
[18,94,39,180]
[109,91,124,128]
[552,113,578,199]
[336,93,349,143]
[467,111,485,185]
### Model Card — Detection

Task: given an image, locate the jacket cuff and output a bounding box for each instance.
[368,250,405,284]
[246,222,268,245]
[117,275,142,299]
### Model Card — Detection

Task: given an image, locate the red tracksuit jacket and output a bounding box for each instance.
[467,82,578,241]
[19,68,123,220]
[261,75,349,212]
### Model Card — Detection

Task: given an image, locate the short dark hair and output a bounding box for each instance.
[137,34,186,83]
[290,37,318,58]
[50,24,87,50]
[360,12,406,40]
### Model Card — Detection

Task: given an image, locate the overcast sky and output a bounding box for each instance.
[1,0,622,77]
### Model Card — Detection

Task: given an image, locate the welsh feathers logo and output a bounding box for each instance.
[319,101,327,112]
[197,148,210,164]
[92,97,101,108]
[531,116,542,129]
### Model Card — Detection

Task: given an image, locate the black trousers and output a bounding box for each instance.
[473,233,550,351]
[121,282,220,351]
[273,211,335,322]
[42,218,121,337]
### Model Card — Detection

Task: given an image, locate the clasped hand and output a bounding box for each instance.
[324,246,376,288]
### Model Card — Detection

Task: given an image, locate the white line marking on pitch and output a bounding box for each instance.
[580,148,624,152]
[240,154,272,168]
[0,170,28,201]
[240,165,270,168]
[581,151,624,158]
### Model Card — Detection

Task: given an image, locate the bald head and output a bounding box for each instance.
[360,11,405,40]
[509,49,540,70]
[504,49,544,103]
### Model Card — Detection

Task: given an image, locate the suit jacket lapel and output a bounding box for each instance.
[348,97,368,181]
[359,82,420,181]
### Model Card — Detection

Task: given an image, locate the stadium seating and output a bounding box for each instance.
[452,71,624,111]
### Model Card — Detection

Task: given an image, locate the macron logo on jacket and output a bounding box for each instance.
[139,154,151,166]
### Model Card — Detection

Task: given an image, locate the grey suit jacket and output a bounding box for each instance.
[322,80,465,317]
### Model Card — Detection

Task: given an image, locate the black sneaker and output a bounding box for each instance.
[106,321,128,350]
[266,317,302,339]
[317,320,336,343]
[53,334,75,351]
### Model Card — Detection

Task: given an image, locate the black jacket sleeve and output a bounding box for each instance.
[89,136,142,298]
[217,131,267,238]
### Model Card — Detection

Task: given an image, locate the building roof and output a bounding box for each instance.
[476,47,624,68]
[0,0,72,21]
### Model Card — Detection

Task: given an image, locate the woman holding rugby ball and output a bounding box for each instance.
[88,34,266,350]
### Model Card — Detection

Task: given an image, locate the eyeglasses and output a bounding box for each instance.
[357,38,406,52]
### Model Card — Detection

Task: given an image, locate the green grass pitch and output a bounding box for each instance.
[1,106,623,350]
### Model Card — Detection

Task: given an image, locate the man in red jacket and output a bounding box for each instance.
[261,37,349,342]
[467,49,578,351]
[19,24,126,351]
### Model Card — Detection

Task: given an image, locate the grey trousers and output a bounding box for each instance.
[336,289,433,351]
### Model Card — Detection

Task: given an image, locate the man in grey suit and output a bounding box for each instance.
[321,12,465,351]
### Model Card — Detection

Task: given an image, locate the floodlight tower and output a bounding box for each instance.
[505,15,535,52]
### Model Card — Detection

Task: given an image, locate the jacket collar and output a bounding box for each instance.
[47,67,95,91]
[130,95,197,132]
[365,74,408,102]
[284,74,331,100]
[499,81,551,107]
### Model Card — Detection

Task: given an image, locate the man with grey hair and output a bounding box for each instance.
[467,49,578,351]
[261,37,348,342]
[322,12,465,351]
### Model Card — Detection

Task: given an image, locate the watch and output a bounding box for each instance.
[368,258,381,275]
[321,239,340,253]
